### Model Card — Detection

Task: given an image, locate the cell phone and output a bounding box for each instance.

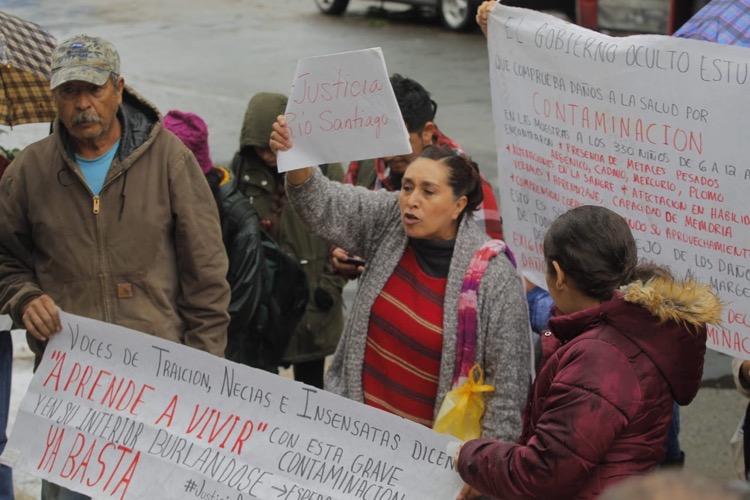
[343,257,366,267]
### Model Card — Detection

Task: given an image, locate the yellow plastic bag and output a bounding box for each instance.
[433,364,494,441]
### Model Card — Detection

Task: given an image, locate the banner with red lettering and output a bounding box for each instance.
[3,312,463,499]
[487,6,750,358]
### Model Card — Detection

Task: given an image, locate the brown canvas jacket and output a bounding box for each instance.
[0,87,230,362]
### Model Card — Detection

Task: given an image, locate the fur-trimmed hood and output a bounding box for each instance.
[621,276,723,329]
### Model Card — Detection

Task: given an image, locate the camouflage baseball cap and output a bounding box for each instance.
[50,35,120,90]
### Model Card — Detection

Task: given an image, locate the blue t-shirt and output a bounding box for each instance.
[75,140,120,195]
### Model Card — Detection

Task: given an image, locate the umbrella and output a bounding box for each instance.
[673,0,750,47]
[0,11,56,126]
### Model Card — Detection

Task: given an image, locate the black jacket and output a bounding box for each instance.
[210,166,264,363]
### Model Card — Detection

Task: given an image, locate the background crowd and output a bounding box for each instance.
[0,0,748,498]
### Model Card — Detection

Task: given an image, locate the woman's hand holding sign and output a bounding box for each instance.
[270,114,313,185]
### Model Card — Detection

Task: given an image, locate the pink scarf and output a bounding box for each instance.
[454,240,517,385]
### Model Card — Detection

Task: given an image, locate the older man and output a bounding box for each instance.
[0,35,230,499]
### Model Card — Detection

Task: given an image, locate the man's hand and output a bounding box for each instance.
[331,246,365,280]
[22,294,61,341]
[476,0,497,38]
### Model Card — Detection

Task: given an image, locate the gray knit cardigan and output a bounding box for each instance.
[287,168,533,441]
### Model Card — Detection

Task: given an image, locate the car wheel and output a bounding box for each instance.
[438,0,478,31]
[315,0,350,15]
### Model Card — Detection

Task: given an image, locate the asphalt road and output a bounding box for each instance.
[1,0,743,497]
[3,0,498,182]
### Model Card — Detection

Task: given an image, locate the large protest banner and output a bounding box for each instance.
[4,312,463,499]
[486,6,750,358]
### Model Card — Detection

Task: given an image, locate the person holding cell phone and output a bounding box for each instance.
[271,116,534,442]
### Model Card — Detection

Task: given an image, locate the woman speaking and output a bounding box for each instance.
[271,116,533,441]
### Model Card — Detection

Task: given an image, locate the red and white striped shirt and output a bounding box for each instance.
[362,246,447,426]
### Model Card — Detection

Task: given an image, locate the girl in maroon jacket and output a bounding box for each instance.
[456,205,722,499]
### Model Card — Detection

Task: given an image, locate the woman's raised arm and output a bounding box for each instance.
[269,114,313,185]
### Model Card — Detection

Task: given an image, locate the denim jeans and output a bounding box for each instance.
[662,401,684,466]
[0,331,14,500]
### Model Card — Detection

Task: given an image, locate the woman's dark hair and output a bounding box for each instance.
[417,145,483,216]
[543,205,670,301]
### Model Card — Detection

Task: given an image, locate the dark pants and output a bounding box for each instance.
[661,402,685,467]
[293,359,325,389]
[0,332,14,500]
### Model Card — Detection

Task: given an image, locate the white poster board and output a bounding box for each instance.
[487,6,750,358]
[4,312,463,499]
[278,47,411,173]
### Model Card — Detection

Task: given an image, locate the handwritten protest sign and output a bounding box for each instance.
[486,6,750,358]
[4,312,463,499]
[277,47,411,173]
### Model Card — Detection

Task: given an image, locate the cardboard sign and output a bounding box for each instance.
[278,47,411,173]
[4,312,463,499]
[486,6,750,358]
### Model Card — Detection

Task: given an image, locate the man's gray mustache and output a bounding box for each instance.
[72,113,101,125]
